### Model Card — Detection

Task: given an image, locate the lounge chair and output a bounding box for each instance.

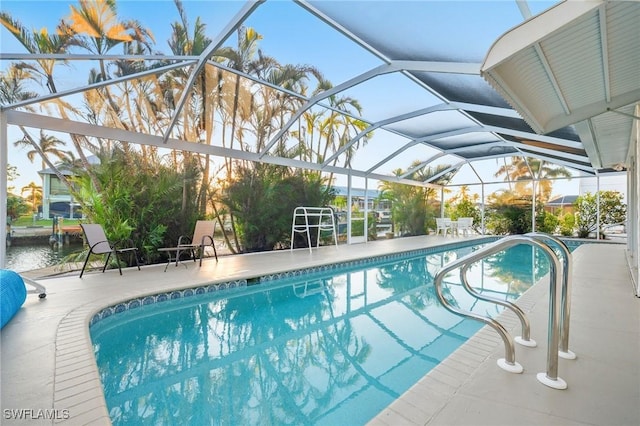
[79,224,140,278]
[172,220,218,267]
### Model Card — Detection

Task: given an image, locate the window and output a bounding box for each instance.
[50,176,70,196]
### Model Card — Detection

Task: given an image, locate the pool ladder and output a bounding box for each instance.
[433,233,576,390]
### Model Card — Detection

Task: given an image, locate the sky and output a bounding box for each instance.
[1,0,587,200]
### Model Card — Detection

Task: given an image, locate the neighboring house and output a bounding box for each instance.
[331,186,392,220]
[545,175,627,217]
[545,195,578,215]
[579,175,628,203]
[37,156,99,219]
[37,167,80,219]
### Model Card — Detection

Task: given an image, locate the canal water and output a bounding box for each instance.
[5,243,84,273]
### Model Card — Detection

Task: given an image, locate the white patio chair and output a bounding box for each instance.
[457,217,474,237]
[435,218,452,236]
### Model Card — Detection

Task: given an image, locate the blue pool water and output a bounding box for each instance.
[90,242,560,425]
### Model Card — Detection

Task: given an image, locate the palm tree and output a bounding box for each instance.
[0,12,75,93]
[21,182,43,214]
[63,0,154,82]
[212,26,280,251]
[0,66,74,190]
[63,0,156,156]
[263,63,323,155]
[215,26,269,153]
[1,10,99,189]
[319,93,367,166]
[494,156,571,203]
[244,63,316,157]
[0,64,38,104]
[166,0,214,214]
[379,162,454,235]
[301,77,373,184]
[61,1,155,191]
[15,129,71,170]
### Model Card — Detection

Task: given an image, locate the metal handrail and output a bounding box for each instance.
[526,232,576,359]
[460,261,537,347]
[433,234,568,389]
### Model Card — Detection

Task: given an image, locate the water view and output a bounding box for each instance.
[5,243,83,273]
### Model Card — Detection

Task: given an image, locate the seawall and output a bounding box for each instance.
[6,226,83,246]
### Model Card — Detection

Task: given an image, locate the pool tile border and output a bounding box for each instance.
[89,279,247,326]
[71,238,499,424]
[88,238,499,328]
[89,235,619,328]
[259,237,499,283]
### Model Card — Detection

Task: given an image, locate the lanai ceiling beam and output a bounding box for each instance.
[365,141,419,174]
[0,61,196,112]
[6,110,441,189]
[399,152,448,179]
[260,59,477,159]
[424,161,466,183]
[323,103,456,166]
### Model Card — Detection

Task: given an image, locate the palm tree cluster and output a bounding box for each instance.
[1,0,371,254]
[487,156,571,234]
[493,156,572,203]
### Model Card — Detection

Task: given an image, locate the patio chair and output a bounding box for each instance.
[457,217,474,237]
[435,218,452,236]
[79,224,140,278]
[175,220,219,266]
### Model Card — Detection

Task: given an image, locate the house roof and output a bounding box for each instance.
[546,195,579,206]
[333,186,381,199]
[37,155,100,176]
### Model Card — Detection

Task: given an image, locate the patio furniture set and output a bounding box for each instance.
[436,217,474,237]
[79,220,219,278]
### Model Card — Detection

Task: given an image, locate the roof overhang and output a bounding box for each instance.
[481,0,640,170]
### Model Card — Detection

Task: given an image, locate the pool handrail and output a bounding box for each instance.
[433,234,567,389]
[433,237,538,374]
[459,259,536,347]
[526,232,576,359]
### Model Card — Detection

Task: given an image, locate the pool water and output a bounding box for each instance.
[90,243,552,425]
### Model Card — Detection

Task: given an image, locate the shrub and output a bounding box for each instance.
[6,194,29,221]
[559,213,575,236]
[574,191,626,238]
[537,210,559,234]
[73,148,200,265]
[222,164,335,252]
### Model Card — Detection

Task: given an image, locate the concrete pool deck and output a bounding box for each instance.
[1,235,638,425]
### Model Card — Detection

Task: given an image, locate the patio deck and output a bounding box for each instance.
[1,235,638,425]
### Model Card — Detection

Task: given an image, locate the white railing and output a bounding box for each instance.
[290,207,338,253]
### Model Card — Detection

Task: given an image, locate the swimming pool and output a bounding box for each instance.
[89,241,557,425]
